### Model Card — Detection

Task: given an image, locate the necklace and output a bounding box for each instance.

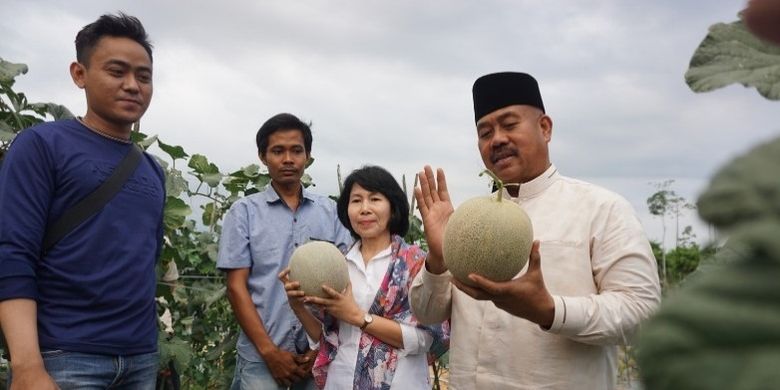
[77,117,133,144]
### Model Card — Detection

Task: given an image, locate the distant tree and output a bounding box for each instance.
[647,180,695,286]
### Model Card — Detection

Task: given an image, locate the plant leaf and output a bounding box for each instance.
[202,202,216,226]
[158,334,193,368]
[202,172,223,188]
[158,139,189,160]
[28,102,74,120]
[138,134,158,149]
[164,168,189,198]
[301,173,314,188]
[164,197,192,230]
[253,173,271,189]
[242,164,260,177]
[685,19,780,100]
[188,154,219,174]
[0,58,28,84]
[130,131,149,143]
[0,128,14,142]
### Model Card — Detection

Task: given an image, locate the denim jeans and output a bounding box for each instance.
[9,350,159,389]
[230,354,317,390]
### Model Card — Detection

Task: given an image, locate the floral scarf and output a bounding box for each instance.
[311,235,450,389]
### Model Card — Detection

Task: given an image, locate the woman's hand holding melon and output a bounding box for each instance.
[280,266,364,326]
[304,283,365,327]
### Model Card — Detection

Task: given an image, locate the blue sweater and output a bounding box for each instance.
[0,119,164,355]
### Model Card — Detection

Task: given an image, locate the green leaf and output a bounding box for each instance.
[685,19,780,100]
[0,128,14,142]
[130,131,149,143]
[164,197,192,230]
[301,173,314,188]
[45,103,74,120]
[0,58,28,84]
[242,164,260,177]
[10,91,27,112]
[161,245,181,264]
[206,243,219,263]
[205,285,226,308]
[252,173,271,189]
[138,134,158,149]
[202,202,216,226]
[638,259,780,389]
[28,102,74,120]
[185,251,203,268]
[223,175,250,194]
[188,154,220,174]
[164,168,189,198]
[202,172,223,188]
[155,279,175,303]
[0,119,11,132]
[196,231,216,245]
[158,334,193,368]
[206,331,238,360]
[158,139,189,160]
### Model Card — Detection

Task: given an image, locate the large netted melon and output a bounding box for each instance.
[288,241,349,298]
[443,173,534,286]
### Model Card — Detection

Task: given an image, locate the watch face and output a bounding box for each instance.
[365,313,373,323]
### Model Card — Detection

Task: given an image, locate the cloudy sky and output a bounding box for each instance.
[2,0,777,247]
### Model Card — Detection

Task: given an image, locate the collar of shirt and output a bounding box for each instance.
[345,241,393,309]
[260,182,317,205]
[503,164,559,200]
[345,241,393,273]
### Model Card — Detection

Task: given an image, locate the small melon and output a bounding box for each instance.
[288,241,349,298]
[443,194,533,286]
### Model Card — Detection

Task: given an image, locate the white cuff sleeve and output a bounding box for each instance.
[546,295,568,333]
[420,265,453,286]
[306,330,321,350]
[545,295,589,335]
[397,323,434,357]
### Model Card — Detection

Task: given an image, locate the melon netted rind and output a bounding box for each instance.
[443,195,533,286]
[288,241,349,298]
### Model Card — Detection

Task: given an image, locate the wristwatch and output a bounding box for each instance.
[359,313,374,330]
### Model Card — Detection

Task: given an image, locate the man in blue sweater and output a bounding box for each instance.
[0,13,164,390]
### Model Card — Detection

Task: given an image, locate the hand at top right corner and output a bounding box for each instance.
[415,165,454,274]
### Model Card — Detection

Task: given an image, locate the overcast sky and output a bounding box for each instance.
[2,0,777,247]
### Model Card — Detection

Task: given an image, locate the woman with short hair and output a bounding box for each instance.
[279,165,448,389]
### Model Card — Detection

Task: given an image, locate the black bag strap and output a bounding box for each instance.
[42,144,144,253]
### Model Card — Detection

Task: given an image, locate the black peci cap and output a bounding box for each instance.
[472,72,545,122]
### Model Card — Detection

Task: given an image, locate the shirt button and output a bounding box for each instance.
[293,218,297,223]
[294,243,299,247]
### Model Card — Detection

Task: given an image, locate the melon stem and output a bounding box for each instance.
[479,169,520,202]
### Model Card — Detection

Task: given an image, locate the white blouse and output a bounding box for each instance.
[322,241,434,389]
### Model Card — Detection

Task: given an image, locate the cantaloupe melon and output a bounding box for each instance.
[288,241,349,298]
[443,171,534,286]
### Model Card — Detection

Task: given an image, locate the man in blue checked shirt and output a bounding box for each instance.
[218,113,352,390]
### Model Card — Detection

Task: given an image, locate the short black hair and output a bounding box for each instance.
[75,12,153,66]
[255,113,313,157]
[337,166,410,239]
